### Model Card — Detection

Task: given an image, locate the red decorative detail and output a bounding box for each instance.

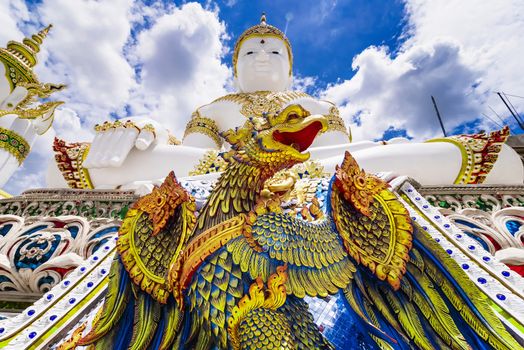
[43,266,76,277]
[468,126,510,184]
[53,138,92,189]
[50,220,67,229]
[507,264,524,277]
[272,121,323,152]
[484,235,502,251]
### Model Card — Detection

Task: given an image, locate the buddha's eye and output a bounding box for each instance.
[272,51,279,54]
[246,51,254,55]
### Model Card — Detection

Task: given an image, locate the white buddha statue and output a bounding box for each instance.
[47,15,523,190]
[0,25,65,189]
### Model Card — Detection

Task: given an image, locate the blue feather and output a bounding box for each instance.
[148,304,167,350]
[113,298,135,349]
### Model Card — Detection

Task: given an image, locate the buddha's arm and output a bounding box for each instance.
[83,117,171,169]
[315,130,523,186]
[52,105,224,189]
[182,105,223,149]
[87,144,210,188]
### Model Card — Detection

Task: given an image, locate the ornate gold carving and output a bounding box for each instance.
[215,91,310,120]
[183,111,222,148]
[233,14,292,77]
[228,265,288,350]
[0,26,66,135]
[0,127,30,164]
[123,119,140,131]
[53,138,93,189]
[0,100,63,121]
[168,134,181,145]
[11,81,66,111]
[142,123,155,135]
[426,126,511,184]
[334,151,388,217]
[57,322,87,350]
[132,171,190,236]
[7,25,52,68]
[263,160,326,203]
[0,53,37,90]
[0,25,53,90]
[323,105,349,137]
[188,149,229,176]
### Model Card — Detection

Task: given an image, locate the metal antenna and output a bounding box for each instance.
[488,105,504,122]
[501,92,524,99]
[503,92,524,125]
[431,96,447,137]
[496,92,524,130]
[488,105,517,133]
[481,113,502,129]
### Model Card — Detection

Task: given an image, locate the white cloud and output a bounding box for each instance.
[323,41,482,141]
[129,2,231,134]
[0,0,29,44]
[224,0,237,7]
[291,75,318,93]
[323,0,524,141]
[4,166,44,194]
[405,0,524,126]
[35,0,136,125]
[2,1,231,194]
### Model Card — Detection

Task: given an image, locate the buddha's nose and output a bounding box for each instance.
[255,50,269,62]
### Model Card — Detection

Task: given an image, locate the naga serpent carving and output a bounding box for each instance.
[78,105,522,349]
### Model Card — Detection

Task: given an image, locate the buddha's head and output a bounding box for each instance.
[233,14,293,93]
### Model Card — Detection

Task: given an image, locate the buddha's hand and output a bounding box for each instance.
[83,118,169,169]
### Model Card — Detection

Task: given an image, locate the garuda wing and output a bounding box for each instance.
[226,199,355,300]
[331,151,522,350]
[79,171,196,350]
[225,201,351,350]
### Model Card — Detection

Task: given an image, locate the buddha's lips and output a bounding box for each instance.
[272,121,323,152]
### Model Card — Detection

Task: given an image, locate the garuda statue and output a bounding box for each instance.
[76,103,521,349]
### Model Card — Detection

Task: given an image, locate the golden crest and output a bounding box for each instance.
[334,151,388,217]
[132,171,189,236]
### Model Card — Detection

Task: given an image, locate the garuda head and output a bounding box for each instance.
[221,104,328,173]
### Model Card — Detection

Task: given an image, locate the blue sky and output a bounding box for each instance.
[1,0,524,193]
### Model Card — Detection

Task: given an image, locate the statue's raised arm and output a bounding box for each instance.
[0,25,65,188]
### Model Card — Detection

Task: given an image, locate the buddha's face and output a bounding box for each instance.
[235,36,292,93]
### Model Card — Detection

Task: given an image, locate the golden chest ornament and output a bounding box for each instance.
[215,91,311,118]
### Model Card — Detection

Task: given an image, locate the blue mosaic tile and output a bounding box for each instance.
[307,293,375,349]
